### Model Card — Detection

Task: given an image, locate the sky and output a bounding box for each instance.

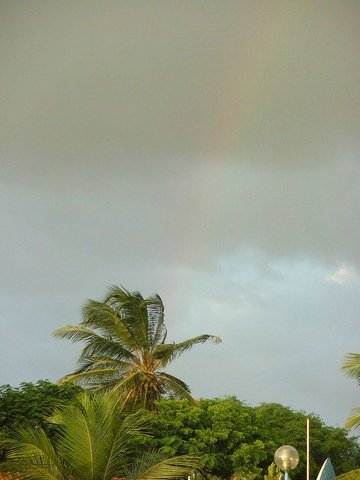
[1,1,360,429]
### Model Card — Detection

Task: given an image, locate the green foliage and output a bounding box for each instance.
[141,397,263,479]
[53,285,221,410]
[0,390,202,480]
[0,380,82,463]
[138,398,360,480]
[264,462,282,480]
[1,382,358,480]
[343,354,360,384]
[231,439,267,479]
[0,379,81,435]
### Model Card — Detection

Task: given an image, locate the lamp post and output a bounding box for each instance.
[274,445,299,480]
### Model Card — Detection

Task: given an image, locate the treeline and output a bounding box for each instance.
[1,381,359,480]
[143,397,360,480]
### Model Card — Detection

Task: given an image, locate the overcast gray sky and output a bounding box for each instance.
[1,1,360,428]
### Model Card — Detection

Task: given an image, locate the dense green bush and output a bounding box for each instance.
[0,379,81,435]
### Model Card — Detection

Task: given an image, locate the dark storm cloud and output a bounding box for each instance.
[1,1,359,176]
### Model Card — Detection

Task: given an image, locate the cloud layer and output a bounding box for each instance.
[1,2,359,171]
[1,1,360,427]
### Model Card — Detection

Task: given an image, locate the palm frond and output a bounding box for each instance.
[79,336,136,363]
[0,426,66,480]
[77,355,130,368]
[75,357,131,380]
[126,450,203,480]
[342,353,360,383]
[54,327,136,369]
[345,407,360,430]
[155,335,222,365]
[58,367,125,387]
[101,406,151,479]
[82,300,134,346]
[157,372,197,403]
[53,325,106,344]
[336,469,360,480]
[104,284,133,304]
[112,371,141,392]
[103,286,150,349]
[50,392,117,479]
[145,294,167,346]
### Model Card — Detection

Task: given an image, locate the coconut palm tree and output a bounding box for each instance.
[342,353,360,429]
[53,285,221,410]
[0,390,202,480]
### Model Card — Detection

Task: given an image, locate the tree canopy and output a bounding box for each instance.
[139,397,360,480]
[0,380,81,435]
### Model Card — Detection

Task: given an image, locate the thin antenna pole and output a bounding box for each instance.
[307,418,310,480]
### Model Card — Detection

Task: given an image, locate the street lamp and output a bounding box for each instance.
[274,445,299,480]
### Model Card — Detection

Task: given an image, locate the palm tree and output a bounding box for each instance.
[342,353,360,429]
[0,390,202,480]
[53,285,221,410]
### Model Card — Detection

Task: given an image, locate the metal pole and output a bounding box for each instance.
[307,418,310,480]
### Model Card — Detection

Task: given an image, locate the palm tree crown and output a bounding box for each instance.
[53,285,221,410]
[342,352,360,429]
